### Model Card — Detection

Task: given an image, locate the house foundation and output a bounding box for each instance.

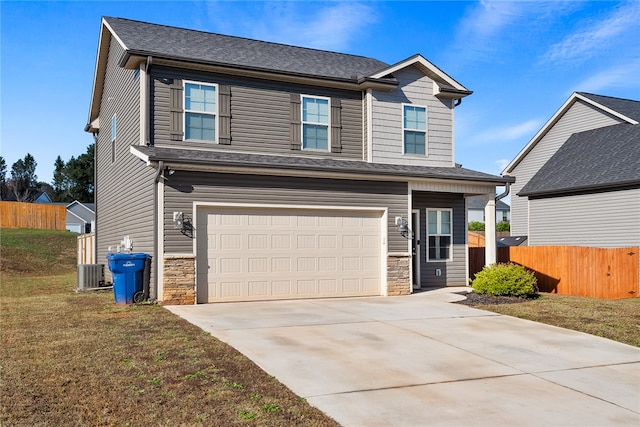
[387,253,411,296]
[162,255,196,305]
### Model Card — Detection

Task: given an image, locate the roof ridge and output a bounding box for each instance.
[103,16,387,64]
[577,92,640,104]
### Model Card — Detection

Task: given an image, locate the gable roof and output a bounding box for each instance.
[131,146,513,186]
[503,92,640,174]
[467,195,510,211]
[518,123,640,197]
[104,17,390,82]
[88,17,470,129]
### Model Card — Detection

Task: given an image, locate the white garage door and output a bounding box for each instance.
[196,207,383,303]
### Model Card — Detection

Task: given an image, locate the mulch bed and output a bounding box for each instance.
[454,291,534,306]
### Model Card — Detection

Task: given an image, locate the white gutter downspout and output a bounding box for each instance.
[485,182,511,266]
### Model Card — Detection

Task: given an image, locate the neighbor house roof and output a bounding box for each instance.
[467,195,510,210]
[503,92,640,174]
[131,146,513,186]
[88,17,471,129]
[519,123,640,197]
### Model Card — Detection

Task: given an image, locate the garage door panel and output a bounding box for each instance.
[197,207,383,303]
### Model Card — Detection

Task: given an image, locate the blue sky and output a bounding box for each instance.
[2,0,639,197]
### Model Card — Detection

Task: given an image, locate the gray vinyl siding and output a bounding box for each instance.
[163,172,408,253]
[412,192,467,286]
[151,67,363,159]
[96,38,156,284]
[528,189,640,248]
[371,66,454,167]
[510,100,624,235]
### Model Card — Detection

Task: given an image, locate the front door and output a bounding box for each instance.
[412,209,420,289]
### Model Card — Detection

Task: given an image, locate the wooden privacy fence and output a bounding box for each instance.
[0,201,66,230]
[78,232,96,264]
[469,246,639,299]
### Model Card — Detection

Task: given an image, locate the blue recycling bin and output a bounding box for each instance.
[106,253,149,304]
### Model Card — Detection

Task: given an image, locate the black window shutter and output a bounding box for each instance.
[330,98,342,153]
[169,81,183,141]
[290,93,301,150]
[218,85,231,145]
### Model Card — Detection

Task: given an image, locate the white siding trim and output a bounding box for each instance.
[366,89,373,162]
[157,178,165,302]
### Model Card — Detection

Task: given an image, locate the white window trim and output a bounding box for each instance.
[301,94,331,152]
[183,80,219,143]
[426,208,453,262]
[402,103,428,156]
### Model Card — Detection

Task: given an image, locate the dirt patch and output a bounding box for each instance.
[454,291,535,306]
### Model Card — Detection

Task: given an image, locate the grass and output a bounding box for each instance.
[0,228,339,426]
[468,292,640,347]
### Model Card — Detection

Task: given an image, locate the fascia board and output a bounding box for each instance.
[86,19,129,131]
[503,93,579,175]
[504,92,640,175]
[576,93,639,125]
[369,54,469,93]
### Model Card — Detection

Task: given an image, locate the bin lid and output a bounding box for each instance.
[106,252,149,260]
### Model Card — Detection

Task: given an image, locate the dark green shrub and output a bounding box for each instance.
[471,263,538,298]
[468,221,485,231]
[496,221,511,232]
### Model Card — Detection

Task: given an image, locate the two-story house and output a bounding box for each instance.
[85,17,512,304]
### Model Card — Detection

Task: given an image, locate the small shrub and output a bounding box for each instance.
[472,263,538,298]
[496,221,511,232]
[468,221,485,231]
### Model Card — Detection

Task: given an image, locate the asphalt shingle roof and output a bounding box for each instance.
[519,123,640,197]
[104,17,390,81]
[577,92,640,122]
[133,146,512,185]
[467,195,510,210]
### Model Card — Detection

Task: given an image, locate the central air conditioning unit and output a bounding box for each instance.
[77,264,106,290]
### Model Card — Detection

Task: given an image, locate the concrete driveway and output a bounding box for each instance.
[166,289,640,426]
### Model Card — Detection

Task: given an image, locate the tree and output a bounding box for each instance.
[52,155,67,201]
[496,221,511,232]
[51,144,94,203]
[0,156,7,200]
[8,154,38,202]
[468,221,485,232]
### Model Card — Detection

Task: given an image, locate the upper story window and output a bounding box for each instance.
[427,209,452,261]
[403,105,426,155]
[302,96,330,150]
[184,81,217,142]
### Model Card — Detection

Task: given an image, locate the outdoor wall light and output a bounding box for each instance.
[395,216,413,240]
[173,211,184,230]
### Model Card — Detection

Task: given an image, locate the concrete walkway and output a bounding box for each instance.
[167,289,640,426]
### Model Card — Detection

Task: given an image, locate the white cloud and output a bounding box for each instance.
[205,1,377,51]
[543,1,640,64]
[470,119,542,146]
[494,158,510,172]
[573,59,640,93]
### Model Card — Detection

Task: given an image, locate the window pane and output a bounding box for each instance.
[441,211,451,234]
[186,83,216,113]
[428,211,438,234]
[303,97,328,124]
[404,106,426,130]
[303,124,328,150]
[439,236,451,259]
[186,112,215,141]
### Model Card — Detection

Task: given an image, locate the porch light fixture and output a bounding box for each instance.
[395,216,413,240]
[173,212,184,230]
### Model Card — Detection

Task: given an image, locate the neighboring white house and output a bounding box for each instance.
[503,92,640,248]
[467,196,510,224]
[66,201,95,234]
